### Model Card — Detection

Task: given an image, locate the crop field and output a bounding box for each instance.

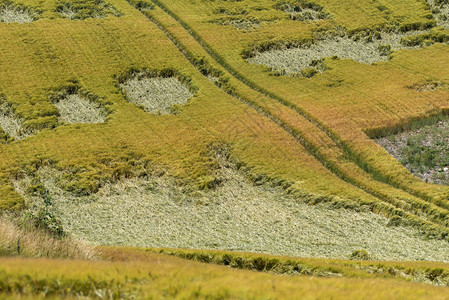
[0,0,36,23]
[10,157,449,262]
[1,0,449,298]
[2,247,449,299]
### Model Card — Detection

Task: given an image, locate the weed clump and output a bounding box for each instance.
[213,7,247,16]
[401,27,449,47]
[350,249,371,260]
[375,117,449,185]
[119,69,194,115]
[0,1,38,24]
[275,0,330,22]
[0,214,95,258]
[127,0,154,11]
[407,80,448,92]
[211,16,262,30]
[56,0,121,20]
[13,173,66,237]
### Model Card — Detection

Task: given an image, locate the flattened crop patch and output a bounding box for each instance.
[247,31,425,76]
[0,100,29,140]
[13,157,449,262]
[0,1,37,24]
[428,0,449,28]
[55,94,107,124]
[120,74,193,115]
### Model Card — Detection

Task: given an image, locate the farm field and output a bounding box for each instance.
[1,0,449,298]
[2,247,449,299]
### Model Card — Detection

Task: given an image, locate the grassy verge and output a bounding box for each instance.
[1,247,449,299]
[145,247,449,286]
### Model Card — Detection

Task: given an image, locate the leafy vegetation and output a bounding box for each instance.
[375,117,449,185]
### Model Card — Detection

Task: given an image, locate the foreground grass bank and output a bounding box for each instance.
[1,247,449,299]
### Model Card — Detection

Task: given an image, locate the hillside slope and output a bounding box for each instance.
[0,0,449,295]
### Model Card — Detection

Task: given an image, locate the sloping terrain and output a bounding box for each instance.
[0,0,449,298]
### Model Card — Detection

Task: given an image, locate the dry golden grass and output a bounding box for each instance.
[1,247,449,299]
[0,216,95,259]
[0,3,449,298]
